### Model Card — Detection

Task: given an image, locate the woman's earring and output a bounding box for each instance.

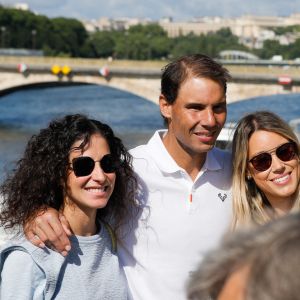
[246,174,252,180]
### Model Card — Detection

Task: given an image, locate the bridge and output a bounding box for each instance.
[1,59,300,104]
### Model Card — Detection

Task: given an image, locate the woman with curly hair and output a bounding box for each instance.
[0,114,137,299]
[231,111,300,229]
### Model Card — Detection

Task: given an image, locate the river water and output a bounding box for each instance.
[0,84,299,243]
[0,84,300,182]
[0,84,163,180]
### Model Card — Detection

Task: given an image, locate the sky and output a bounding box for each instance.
[1,0,300,21]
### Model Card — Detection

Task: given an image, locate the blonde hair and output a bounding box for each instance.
[231,111,300,229]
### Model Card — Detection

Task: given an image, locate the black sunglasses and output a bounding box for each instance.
[248,142,297,172]
[71,154,119,177]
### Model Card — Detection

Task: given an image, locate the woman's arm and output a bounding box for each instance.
[24,207,72,256]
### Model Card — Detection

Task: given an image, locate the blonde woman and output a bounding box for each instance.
[232,111,300,228]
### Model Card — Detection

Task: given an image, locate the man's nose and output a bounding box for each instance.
[202,108,217,127]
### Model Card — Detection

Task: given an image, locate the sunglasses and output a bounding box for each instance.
[71,154,119,177]
[248,142,297,172]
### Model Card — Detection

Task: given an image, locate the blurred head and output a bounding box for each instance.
[187,212,300,300]
[0,114,136,233]
[159,54,231,158]
[232,111,300,227]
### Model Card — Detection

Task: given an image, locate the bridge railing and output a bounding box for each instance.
[219,59,300,67]
[1,63,300,86]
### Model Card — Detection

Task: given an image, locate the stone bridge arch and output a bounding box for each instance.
[0,72,161,104]
[0,70,300,105]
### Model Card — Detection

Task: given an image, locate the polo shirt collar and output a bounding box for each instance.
[204,147,224,171]
[147,130,223,174]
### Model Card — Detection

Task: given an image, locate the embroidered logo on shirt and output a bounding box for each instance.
[218,193,227,202]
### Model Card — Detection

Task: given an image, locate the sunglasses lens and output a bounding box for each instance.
[250,142,297,172]
[250,153,272,172]
[100,154,119,173]
[277,143,296,162]
[72,157,95,177]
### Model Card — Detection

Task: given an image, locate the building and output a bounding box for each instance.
[159,14,300,48]
[82,13,300,49]
[82,17,152,33]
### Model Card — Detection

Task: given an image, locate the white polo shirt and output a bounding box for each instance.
[119,130,232,300]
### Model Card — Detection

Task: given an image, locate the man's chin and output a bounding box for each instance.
[197,143,215,153]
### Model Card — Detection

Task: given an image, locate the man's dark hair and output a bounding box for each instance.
[161,53,231,106]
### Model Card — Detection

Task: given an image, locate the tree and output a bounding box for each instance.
[87,31,115,58]
[50,18,88,56]
[286,38,300,59]
[255,40,284,59]
[114,24,171,60]
[170,28,248,58]
[171,34,199,58]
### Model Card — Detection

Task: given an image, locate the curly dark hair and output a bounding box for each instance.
[0,114,137,236]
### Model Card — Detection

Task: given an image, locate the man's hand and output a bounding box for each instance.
[24,207,72,256]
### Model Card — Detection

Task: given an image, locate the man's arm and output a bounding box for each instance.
[24,207,72,256]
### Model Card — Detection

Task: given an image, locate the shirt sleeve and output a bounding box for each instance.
[0,250,46,299]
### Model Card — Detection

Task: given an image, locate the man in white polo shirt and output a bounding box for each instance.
[119,54,232,299]
[25,54,232,300]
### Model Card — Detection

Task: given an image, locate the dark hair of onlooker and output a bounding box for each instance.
[0,114,137,238]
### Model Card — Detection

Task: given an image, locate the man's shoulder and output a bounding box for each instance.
[209,147,232,172]
[129,143,148,156]
[211,147,232,160]
[212,147,231,158]
[129,130,165,159]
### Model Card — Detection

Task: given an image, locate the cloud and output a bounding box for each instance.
[1,0,300,20]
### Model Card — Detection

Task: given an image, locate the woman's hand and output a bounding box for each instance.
[24,207,72,256]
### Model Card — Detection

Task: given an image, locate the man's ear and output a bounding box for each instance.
[159,94,172,120]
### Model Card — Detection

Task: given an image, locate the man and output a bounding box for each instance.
[187,212,300,300]
[26,54,232,300]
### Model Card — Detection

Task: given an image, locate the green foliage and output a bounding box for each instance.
[273,25,300,35]
[0,6,87,56]
[170,28,248,58]
[284,38,300,59]
[113,24,171,60]
[171,34,200,58]
[50,18,87,56]
[254,40,285,59]
[0,6,298,60]
[0,7,39,48]
[87,31,115,57]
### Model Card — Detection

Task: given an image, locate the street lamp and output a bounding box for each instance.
[31,29,37,50]
[124,31,129,59]
[147,33,152,60]
[1,26,6,48]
